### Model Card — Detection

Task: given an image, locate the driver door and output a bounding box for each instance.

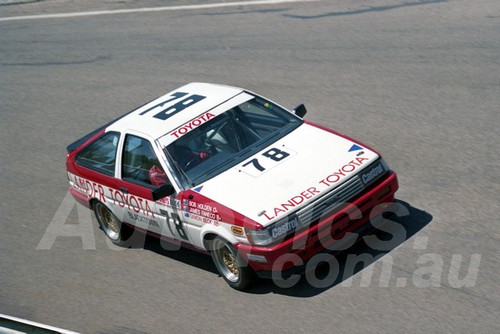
[117,133,189,243]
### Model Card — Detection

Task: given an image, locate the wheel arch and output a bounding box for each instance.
[202,233,217,250]
[89,197,100,209]
[201,224,239,251]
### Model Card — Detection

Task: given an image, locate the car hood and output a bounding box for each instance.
[195,123,380,227]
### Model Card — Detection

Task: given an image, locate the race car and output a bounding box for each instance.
[66,83,399,290]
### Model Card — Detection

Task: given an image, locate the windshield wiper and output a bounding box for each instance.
[191,157,240,185]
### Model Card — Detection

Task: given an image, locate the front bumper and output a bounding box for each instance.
[236,171,399,277]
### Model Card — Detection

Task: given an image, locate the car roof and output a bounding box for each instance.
[107,82,243,140]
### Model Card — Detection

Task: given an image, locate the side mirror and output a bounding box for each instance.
[294,104,307,118]
[152,183,175,201]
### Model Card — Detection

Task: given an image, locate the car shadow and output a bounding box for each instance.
[131,233,219,276]
[246,200,433,296]
[134,199,431,296]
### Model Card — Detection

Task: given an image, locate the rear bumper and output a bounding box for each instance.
[236,172,399,277]
[69,188,91,208]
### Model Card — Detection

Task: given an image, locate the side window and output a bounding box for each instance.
[75,132,119,176]
[122,135,168,187]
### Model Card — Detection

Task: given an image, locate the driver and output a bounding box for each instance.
[149,165,169,187]
[168,142,211,170]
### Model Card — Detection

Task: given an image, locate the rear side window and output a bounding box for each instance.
[75,132,120,176]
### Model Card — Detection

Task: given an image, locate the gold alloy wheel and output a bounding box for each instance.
[211,238,240,283]
[222,247,239,277]
[94,202,120,241]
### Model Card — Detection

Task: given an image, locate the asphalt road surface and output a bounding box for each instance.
[1,0,499,333]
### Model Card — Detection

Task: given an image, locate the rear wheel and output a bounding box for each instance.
[93,201,133,247]
[209,237,255,290]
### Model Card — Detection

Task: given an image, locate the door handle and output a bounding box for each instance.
[120,187,128,194]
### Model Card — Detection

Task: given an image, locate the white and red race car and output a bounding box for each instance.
[66,83,398,290]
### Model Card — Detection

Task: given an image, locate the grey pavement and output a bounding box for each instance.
[1,0,499,333]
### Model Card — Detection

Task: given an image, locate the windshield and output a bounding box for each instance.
[163,95,302,188]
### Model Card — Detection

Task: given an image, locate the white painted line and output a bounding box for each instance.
[0,313,80,334]
[0,0,319,22]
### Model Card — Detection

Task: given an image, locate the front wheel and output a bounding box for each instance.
[209,237,255,290]
[93,201,133,247]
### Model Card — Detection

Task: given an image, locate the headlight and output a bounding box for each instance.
[245,228,273,246]
[246,215,301,246]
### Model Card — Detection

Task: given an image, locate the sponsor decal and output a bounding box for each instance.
[183,200,221,226]
[271,215,300,239]
[318,157,368,186]
[69,173,156,217]
[360,161,386,186]
[194,186,204,193]
[127,211,159,228]
[263,187,320,221]
[263,157,370,221]
[170,112,216,138]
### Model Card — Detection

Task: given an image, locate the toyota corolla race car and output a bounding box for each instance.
[66,83,398,290]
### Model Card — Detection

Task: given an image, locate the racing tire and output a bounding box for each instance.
[93,201,134,247]
[209,237,255,290]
